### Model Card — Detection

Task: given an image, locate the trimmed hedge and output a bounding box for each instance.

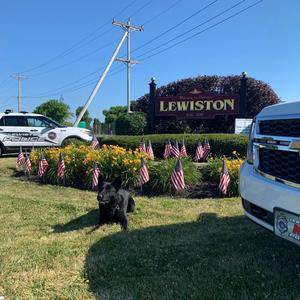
[99,134,248,158]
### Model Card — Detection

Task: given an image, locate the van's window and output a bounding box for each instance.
[0,117,4,126]
[3,116,26,126]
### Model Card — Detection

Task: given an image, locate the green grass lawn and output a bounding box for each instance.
[0,157,300,299]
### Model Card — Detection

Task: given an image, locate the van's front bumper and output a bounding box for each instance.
[239,162,300,231]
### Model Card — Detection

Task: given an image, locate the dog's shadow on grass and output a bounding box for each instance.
[53,209,98,233]
[85,213,300,300]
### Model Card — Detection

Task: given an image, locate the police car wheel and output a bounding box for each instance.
[0,146,3,157]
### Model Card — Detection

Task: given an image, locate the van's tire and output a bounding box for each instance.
[0,144,4,157]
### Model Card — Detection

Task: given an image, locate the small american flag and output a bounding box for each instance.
[16,146,25,169]
[171,159,185,191]
[138,139,146,153]
[195,142,204,161]
[146,140,154,160]
[38,153,49,177]
[57,152,65,179]
[140,158,149,185]
[91,136,100,150]
[180,140,187,158]
[171,141,180,158]
[219,159,230,195]
[24,152,32,175]
[92,162,101,190]
[163,140,172,159]
[203,139,211,160]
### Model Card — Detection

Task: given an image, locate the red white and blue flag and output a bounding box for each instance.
[180,140,187,158]
[163,140,172,159]
[57,152,65,179]
[219,159,230,195]
[195,142,204,161]
[171,141,180,158]
[91,136,100,150]
[138,139,146,153]
[140,158,150,185]
[25,152,32,175]
[92,162,101,190]
[171,159,185,191]
[16,146,25,169]
[38,153,49,177]
[203,139,211,160]
[146,140,154,160]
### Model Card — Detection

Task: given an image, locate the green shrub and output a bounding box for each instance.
[100,133,248,158]
[148,158,201,194]
[115,112,147,135]
[61,138,89,147]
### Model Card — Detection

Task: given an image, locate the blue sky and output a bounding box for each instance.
[0,0,299,122]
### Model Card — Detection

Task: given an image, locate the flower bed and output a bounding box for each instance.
[30,144,148,188]
[29,144,243,197]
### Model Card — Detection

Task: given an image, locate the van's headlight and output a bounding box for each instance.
[247,120,256,164]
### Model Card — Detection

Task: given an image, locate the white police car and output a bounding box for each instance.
[0,110,93,156]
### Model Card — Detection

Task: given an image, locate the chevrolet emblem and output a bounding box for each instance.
[290,140,300,150]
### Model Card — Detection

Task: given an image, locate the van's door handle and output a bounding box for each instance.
[30,129,38,132]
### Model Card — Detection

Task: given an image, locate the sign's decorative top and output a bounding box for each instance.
[155,88,239,119]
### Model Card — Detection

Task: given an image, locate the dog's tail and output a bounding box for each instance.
[127,196,135,213]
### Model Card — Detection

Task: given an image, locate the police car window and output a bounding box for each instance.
[4,116,26,126]
[0,117,3,126]
[27,117,48,127]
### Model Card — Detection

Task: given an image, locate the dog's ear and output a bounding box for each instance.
[112,176,122,192]
[98,173,105,191]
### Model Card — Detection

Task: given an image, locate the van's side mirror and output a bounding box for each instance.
[48,123,56,129]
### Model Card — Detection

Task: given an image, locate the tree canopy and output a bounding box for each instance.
[102,101,137,124]
[33,99,73,125]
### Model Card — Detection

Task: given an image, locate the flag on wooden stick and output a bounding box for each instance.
[146,140,154,160]
[171,141,180,158]
[24,151,32,175]
[219,158,230,195]
[92,162,101,190]
[38,153,48,178]
[138,138,146,153]
[57,152,65,179]
[16,146,25,170]
[171,159,185,192]
[91,136,100,150]
[140,158,149,186]
[195,142,204,161]
[163,140,172,159]
[203,139,211,160]
[180,140,187,158]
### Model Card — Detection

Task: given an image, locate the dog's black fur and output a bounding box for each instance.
[97,174,135,231]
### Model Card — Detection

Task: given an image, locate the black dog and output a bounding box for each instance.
[97,174,135,231]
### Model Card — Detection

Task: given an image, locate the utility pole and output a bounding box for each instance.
[11,74,27,112]
[113,18,143,113]
[74,31,128,127]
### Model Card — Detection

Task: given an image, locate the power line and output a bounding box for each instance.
[142,0,184,26]
[24,0,262,99]
[19,0,138,75]
[134,0,247,59]
[140,0,264,62]
[133,0,219,54]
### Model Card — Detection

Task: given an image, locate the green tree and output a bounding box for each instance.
[102,101,138,124]
[75,106,92,127]
[115,112,147,135]
[34,99,72,124]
